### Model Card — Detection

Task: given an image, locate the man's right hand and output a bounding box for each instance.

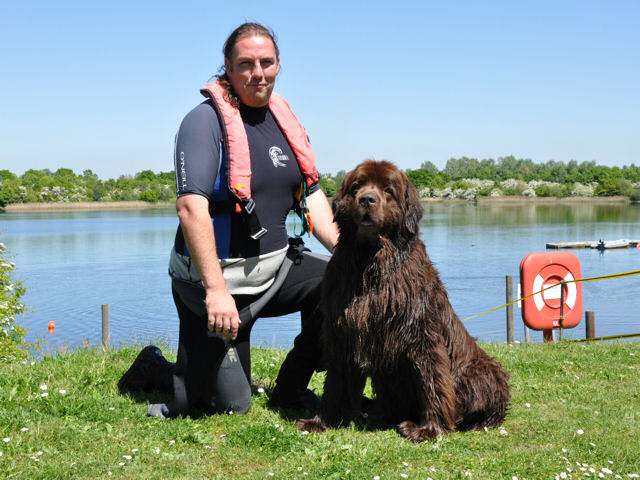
[205,287,241,340]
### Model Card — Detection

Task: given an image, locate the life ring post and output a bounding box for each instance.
[559,280,565,341]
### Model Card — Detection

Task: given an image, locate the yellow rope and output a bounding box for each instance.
[462,269,640,322]
[570,332,640,343]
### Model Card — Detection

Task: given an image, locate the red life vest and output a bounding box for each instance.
[200,80,319,204]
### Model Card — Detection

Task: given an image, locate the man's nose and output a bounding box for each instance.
[251,61,264,79]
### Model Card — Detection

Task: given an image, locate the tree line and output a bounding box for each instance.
[0,168,175,207]
[2,155,640,207]
[318,156,640,200]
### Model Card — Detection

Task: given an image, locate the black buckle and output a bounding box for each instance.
[243,198,256,215]
[241,198,267,240]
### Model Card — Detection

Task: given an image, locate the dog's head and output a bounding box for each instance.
[333,160,424,246]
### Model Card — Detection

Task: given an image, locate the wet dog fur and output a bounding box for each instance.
[295,160,510,442]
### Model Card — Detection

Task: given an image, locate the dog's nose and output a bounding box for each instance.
[358,193,377,207]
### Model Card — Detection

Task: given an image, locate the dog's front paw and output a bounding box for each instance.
[295,416,327,433]
[397,420,444,443]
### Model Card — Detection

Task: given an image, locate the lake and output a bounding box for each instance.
[1,202,639,352]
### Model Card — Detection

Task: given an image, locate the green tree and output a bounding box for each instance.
[21,169,52,190]
[0,178,24,206]
[334,170,347,192]
[0,238,29,362]
[139,190,159,203]
[419,161,439,174]
[52,168,78,188]
[318,175,337,197]
[594,174,619,196]
[0,170,18,182]
[405,169,436,188]
[444,157,480,179]
[81,169,99,182]
[157,171,176,184]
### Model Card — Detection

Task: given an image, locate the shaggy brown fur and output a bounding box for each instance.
[295,160,510,442]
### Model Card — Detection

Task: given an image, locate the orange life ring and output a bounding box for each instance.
[519,252,583,331]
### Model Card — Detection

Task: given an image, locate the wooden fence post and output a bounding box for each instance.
[585,311,595,339]
[101,304,110,352]
[506,275,514,344]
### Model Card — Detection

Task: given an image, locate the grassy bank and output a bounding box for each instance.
[0,342,639,479]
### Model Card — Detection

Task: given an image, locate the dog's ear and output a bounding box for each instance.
[402,173,424,238]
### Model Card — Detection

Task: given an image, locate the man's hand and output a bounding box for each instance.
[205,287,241,340]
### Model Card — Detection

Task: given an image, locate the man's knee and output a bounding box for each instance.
[206,347,252,415]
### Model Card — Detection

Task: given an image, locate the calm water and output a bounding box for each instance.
[1,203,639,351]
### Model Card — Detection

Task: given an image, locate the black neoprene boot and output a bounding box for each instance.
[118,345,174,394]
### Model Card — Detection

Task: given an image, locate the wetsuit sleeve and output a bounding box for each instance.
[174,101,222,200]
[307,182,320,195]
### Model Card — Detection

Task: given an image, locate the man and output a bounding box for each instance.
[118,22,338,417]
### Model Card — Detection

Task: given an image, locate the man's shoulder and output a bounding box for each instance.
[179,100,222,136]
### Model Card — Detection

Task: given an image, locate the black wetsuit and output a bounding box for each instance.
[166,100,327,416]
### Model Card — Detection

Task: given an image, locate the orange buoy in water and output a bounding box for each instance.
[48,321,55,333]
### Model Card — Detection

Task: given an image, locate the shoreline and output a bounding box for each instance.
[1,200,175,213]
[0,196,632,213]
[423,195,631,205]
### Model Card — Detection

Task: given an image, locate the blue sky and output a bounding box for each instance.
[1,1,638,179]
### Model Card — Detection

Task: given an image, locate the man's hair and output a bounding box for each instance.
[215,22,280,108]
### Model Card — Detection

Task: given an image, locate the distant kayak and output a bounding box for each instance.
[590,239,632,250]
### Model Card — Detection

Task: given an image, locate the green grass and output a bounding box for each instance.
[0,342,639,479]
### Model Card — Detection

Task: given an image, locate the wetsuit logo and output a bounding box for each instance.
[268,146,289,168]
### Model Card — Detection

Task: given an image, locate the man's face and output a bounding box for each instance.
[225,35,279,108]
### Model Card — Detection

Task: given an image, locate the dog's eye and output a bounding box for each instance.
[384,186,396,198]
[350,182,360,194]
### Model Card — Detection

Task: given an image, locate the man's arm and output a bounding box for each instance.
[306,188,339,253]
[176,194,240,340]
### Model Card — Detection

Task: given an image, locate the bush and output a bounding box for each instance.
[318,176,337,197]
[157,185,176,202]
[0,237,29,362]
[139,190,159,203]
[534,184,551,197]
[500,179,527,196]
[629,188,640,202]
[616,178,636,198]
[0,179,24,206]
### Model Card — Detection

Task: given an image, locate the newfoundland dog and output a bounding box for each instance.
[295,160,510,442]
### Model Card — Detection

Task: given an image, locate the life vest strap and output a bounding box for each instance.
[240,198,267,240]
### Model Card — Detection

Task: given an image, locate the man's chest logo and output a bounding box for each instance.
[269,146,289,168]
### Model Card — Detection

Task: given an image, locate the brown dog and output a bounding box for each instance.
[295,160,510,442]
